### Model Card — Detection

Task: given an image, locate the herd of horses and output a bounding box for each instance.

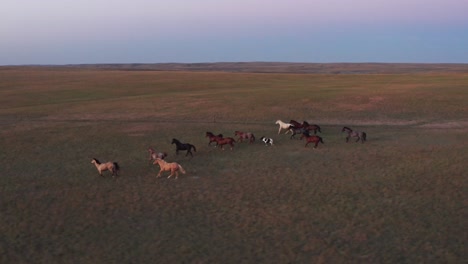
[91,119,367,179]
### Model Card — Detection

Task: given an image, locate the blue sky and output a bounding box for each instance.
[1,0,467,65]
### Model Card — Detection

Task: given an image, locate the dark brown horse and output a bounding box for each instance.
[214,137,236,150]
[206,132,223,146]
[289,119,304,129]
[302,121,322,134]
[234,131,255,143]
[300,134,324,148]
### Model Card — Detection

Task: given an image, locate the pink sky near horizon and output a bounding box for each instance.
[1,0,467,64]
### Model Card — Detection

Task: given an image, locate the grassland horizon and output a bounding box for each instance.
[0,65,466,263]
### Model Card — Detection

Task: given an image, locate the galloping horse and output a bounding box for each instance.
[153,158,186,179]
[206,132,223,146]
[91,158,120,177]
[302,121,322,134]
[214,137,236,150]
[300,134,324,149]
[171,138,197,156]
[289,127,309,139]
[275,120,293,134]
[342,126,367,143]
[234,131,255,143]
[148,147,167,161]
[289,120,304,129]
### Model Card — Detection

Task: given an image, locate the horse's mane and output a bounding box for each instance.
[93,158,101,164]
[342,126,352,131]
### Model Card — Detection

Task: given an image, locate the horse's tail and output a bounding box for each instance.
[113,162,120,171]
[319,137,324,144]
[178,164,186,174]
[192,145,197,152]
[362,132,367,142]
[317,125,322,133]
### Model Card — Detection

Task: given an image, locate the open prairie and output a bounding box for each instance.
[1,65,467,263]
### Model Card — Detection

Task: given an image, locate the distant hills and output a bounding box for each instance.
[4,62,468,74]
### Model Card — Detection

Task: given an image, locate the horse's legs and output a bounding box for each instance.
[157,170,163,178]
[186,149,193,156]
[356,137,360,143]
[346,136,350,143]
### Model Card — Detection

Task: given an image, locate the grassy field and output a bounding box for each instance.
[0,66,467,263]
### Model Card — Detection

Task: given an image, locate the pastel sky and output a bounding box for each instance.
[1,0,467,65]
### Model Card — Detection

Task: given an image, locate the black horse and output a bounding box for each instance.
[171,138,197,156]
[342,126,367,143]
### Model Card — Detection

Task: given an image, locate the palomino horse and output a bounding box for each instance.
[234,131,255,143]
[300,134,324,149]
[91,158,120,177]
[214,136,236,150]
[153,158,186,179]
[275,120,293,134]
[342,126,367,143]
[171,138,197,157]
[302,121,322,134]
[206,132,223,146]
[148,147,167,161]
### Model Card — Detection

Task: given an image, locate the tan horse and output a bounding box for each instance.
[91,158,120,177]
[153,158,186,179]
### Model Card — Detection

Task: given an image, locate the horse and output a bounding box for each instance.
[289,127,309,139]
[153,158,186,179]
[260,136,274,146]
[91,158,120,177]
[342,126,367,143]
[234,131,255,143]
[302,121,322,134]
[171,138,197,156]
[275,120,293,134]
[213,137,236,150]
[206,132,223,146]
[148,147,167,161]
[289,120,304,129]
[300,134,324,149]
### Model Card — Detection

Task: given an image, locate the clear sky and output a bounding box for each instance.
[1,0,467,65]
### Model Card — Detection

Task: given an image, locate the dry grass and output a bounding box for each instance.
[0,66,467,263]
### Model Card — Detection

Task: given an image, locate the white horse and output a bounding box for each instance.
[275,120,292,134]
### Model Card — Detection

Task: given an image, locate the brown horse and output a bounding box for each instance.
[153,158,186,179]
[206,132,223,146]
[234,131,255,143]
[289,119,304,129]
[300,134,324,149]
[91,158,120,177]
[214,137,236,150]
[148,147,167,161]
[302,121,322,134]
